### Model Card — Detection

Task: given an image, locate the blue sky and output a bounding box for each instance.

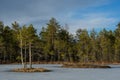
[0,0,120,34]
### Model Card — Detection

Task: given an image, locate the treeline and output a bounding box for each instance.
[0,18,120,64]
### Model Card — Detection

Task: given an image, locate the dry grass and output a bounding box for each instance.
[62,63,111,68]
[12,68,51,72]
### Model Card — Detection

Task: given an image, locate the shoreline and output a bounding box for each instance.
[1,61,120,65]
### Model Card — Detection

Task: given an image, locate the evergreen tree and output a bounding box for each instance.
[114,23,120,62]
[76,29,91,62]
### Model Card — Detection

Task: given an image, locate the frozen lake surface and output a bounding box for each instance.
[0,64,120,80]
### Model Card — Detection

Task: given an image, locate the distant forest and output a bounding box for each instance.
[0,18,120,64]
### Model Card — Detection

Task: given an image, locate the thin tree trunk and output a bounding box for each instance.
[3,50,6,63]
[29,42,32,68]
[20,37,24,68]
[20,30,24,68]
[24,41,27,68]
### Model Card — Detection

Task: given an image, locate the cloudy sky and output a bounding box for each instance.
[0,0,120,33]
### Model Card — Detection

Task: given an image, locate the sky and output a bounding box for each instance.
[0,0,120,34]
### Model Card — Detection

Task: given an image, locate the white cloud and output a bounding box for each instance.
[60,13,118,34]
[0,0,118,34]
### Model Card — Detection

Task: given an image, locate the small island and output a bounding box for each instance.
[62,63,111,68]
[12,68,50,72]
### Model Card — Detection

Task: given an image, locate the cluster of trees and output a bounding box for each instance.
[0,18,120,66]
